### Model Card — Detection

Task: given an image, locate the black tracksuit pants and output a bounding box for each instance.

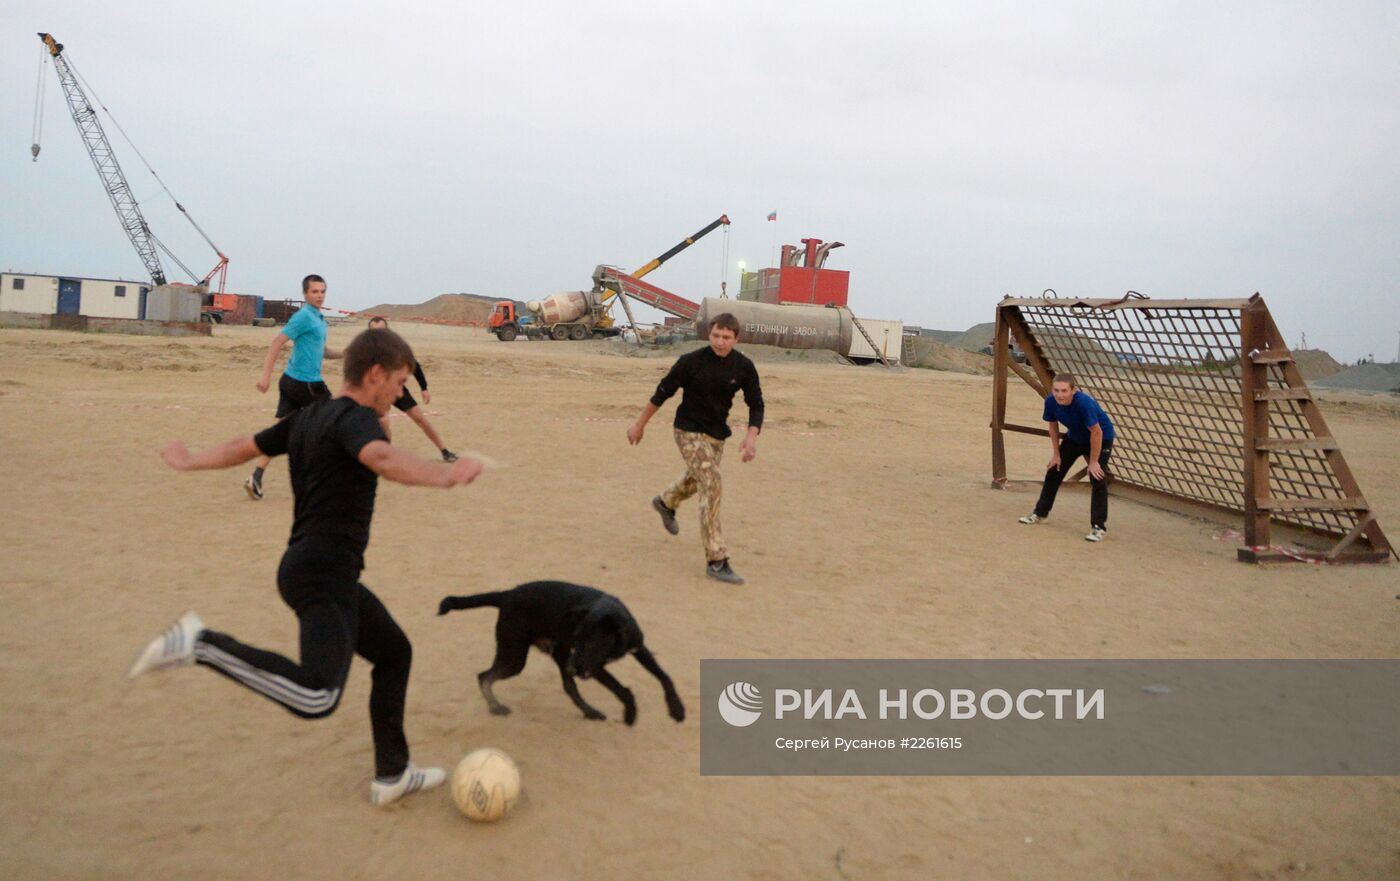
[1034,439,1114,529]
[192,537,412,778]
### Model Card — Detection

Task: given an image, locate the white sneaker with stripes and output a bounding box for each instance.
[127,612,205,679]
[370,762,446,807]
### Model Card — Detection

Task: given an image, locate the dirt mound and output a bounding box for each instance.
[904,336,994,374]
[360,293,503,324]
[916,322,1004,353]
[1313,362,1400,394]
[952,321,998,351]
[1292,349,1343,381]
[918,329,967,345]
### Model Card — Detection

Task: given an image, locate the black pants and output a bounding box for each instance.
[275,373,331,419]
[193,537,413,778]
[1034,439,1113,529]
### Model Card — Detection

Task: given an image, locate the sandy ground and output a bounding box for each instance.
[1,321,1398,881]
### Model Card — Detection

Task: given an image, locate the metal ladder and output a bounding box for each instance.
[846,310,893,367]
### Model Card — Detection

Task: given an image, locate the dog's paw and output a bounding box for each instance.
[667,697,686,722]
[489,704,512,716]
[624,704,638,726]
[436,598,454,616]
[583,708,607,721]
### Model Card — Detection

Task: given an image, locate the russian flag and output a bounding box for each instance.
[766,211,777,221]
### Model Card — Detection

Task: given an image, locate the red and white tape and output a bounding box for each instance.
[1213,528,1330,565]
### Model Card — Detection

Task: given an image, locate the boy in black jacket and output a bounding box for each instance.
[627,312,763,585]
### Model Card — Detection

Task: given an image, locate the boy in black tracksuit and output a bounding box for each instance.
[130,328,483,806]
[366,316,458,462]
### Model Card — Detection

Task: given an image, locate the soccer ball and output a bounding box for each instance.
[451,748,521,822]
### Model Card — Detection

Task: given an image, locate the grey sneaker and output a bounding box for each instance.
[706,559,745,585]
[1085,526,1106,542]
[128,611,205,679]
[441,449,459,463]
[243,474,263,501]
[652,496,679,536]
[1018,513,1044,524]
[370,762,446,807]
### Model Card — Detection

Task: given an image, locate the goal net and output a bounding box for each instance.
[990,294,1391,563]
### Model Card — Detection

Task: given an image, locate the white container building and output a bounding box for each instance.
[1,272,152,320]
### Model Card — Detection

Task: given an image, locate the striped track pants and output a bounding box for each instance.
[194,540,413,778]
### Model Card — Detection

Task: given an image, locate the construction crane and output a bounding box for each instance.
[626,215,730,283]
[591,214,731,325]
[34,33,229,294]
[37,33,166,285]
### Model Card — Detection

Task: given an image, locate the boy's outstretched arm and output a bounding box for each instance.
[161,437,263,472]
[357,440,482,488]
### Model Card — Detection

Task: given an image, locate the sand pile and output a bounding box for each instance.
[1313,362,1400,394]
[917,328,969,346]
[949,321,998,351]
[361,293,504,324]
[904,336,994,374]
[1293,349,1343,381]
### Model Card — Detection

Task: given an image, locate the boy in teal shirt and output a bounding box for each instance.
[246,274,342,500]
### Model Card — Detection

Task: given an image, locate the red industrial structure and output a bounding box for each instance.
[740,237,849,307]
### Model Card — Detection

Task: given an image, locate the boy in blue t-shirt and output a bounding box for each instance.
[245,274,343,500]
[1017,373,1116,541]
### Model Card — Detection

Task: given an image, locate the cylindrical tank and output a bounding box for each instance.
[696,297,852,354]
[528,291,594,325]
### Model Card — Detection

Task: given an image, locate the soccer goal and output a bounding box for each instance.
[989,293,1392,564]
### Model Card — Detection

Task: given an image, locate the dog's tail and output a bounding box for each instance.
[437,592,508,616]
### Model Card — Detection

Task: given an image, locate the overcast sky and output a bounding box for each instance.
[4,1,1397,360]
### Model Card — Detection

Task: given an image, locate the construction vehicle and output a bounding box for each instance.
[488,215,728,341]
[488,291,616,341]
[34,33,230,311]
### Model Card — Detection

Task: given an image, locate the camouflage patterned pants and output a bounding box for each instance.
[661,429,728,563]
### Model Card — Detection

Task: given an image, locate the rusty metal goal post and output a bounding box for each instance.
[989,293,1391,564]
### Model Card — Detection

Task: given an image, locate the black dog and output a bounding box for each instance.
[437,581,686,726]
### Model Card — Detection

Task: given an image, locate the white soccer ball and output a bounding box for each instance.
[451,748,521,822]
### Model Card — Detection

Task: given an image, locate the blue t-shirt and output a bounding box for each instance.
[1043,389,1115,446]
[282,305,328,383]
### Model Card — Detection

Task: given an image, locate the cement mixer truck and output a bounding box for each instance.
[488,290,619,341]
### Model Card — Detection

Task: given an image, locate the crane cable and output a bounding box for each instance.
[719,222,731,298]
[65,56,222,274]
[149,228,202,283]
[31,45,48,160]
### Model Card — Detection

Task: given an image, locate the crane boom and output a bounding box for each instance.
[38,33,167,286]
[630,215,730,280]
[595,214,731,314]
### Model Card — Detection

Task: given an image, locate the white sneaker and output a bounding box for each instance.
[1085,526,1106,542]
[127,612,205,679]
[1018,513,1044,524]
[370,762,446,807]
